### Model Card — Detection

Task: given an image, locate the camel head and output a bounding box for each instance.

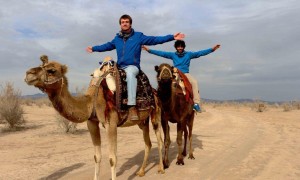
[155,63,175,82]
[25,55,68,92]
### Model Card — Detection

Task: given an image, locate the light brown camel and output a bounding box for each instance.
[24,55,164,180]
[155,63,195,168]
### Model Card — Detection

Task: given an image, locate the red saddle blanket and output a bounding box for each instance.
[177,70,194,105]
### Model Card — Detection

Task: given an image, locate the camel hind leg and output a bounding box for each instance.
[187,113,195,159]
[136,118,151,177]
[176,122,185,165]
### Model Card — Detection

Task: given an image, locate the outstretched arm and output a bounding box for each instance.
[142,45,173,59]
[140,32,185,45]
[86,40,116,53]
[190,44,221,59]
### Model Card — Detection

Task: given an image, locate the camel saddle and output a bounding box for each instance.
[112,66,155,112]
[173,68,194,105]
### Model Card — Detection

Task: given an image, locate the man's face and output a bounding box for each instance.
[176,46,184,53]
[120,18,131,32]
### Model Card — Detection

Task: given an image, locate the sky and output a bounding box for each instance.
[0,0,299,102]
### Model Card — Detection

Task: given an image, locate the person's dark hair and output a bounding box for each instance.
[119,14,132,25]
[174,40,186,48]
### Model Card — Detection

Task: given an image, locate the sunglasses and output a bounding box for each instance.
[99,60,115,66]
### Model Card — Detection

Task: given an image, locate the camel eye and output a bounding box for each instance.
[47,69,56,74]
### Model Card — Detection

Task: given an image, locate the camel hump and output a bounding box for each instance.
[40,55,49,65]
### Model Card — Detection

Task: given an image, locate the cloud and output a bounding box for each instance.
[1,0,300,101]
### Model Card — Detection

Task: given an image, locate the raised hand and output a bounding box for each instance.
[141,45,149,52]
[86,46,93,53]
[174,32,185,40]
[212,44,221,51]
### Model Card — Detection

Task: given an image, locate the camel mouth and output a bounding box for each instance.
[44,77,62,85]
[24,75,39,85]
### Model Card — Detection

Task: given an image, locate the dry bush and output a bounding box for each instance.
[0,82,25,129]
[291,101,300,110]
[55,113,77,133]
[252,100,267,112]
[282,103,293,112]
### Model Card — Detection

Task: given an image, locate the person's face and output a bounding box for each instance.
[120,18,131,32]
[176,46,184,53]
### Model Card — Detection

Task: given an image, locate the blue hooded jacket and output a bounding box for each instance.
[148,48,213,73]
[92,29,174,69]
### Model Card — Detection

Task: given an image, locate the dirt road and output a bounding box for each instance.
[1,105,299,179]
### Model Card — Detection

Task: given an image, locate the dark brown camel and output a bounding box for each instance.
[155,63,195,168]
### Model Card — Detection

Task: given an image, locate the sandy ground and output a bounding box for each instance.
[0,104,300,180]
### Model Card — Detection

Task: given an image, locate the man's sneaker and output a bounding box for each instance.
[193,103,202,113]
[128,107,139,121]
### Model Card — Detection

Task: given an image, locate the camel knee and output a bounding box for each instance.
[109,157,117,167]
[94,155,101,163]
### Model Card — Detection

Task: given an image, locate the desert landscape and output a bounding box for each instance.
[1,102,300,180]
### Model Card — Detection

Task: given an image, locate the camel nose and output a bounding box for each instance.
[161,69,171,79]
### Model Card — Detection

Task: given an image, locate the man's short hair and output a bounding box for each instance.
[174,40,186,48]
[119,14,132,25]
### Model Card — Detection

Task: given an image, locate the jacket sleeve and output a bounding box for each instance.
[190,48,214,59]
[148,49,173,59]
[92,39,116,52]
[140,34,174,45]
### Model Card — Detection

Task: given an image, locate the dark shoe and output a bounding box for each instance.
[128,107,139,121]
[193,103,202,113]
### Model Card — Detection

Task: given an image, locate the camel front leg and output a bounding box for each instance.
[87,120,101,180]
[105,115,118,180]
[136,118,151,177]
[161,116,171,169]
[176,123,185,165]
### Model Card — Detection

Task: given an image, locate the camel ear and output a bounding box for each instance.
[155,65,159,72]
[40,55,48,65]
[61,65,68,74]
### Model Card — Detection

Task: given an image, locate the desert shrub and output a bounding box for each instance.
[0,82,25,129]
[282,103,292,112]
[252,100,267,112]
[291,101,300,110]
[55,113,77,133]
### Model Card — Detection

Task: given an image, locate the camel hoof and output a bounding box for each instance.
[136,171,145,177]
[176,160,184,165]
[163,161,170,169]
[158,169,165,174]
[182,151,187,157]
[188,154,195,160]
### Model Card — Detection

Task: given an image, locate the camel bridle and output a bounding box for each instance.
[157,65,173,82]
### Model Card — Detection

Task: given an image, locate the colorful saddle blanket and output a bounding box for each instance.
[115,68,155,112]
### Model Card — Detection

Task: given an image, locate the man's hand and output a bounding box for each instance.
[141,45,149,52]
[86,46,93,53]
[174,32,185,40]
[212,44,221,51]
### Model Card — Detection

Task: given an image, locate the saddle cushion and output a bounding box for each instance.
[115,68,155,112]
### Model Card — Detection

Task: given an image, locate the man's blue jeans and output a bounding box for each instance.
[123,65,139,106]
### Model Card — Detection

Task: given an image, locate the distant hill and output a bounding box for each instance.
[22,93,47,99]
[22,94,281,104]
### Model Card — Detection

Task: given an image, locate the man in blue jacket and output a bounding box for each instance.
[86,14,185,120]
[142,40,220,112]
